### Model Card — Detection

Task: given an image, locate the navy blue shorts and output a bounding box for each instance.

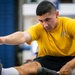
[33,55,75,71]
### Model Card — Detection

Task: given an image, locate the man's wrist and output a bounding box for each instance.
[68,58,75,69]
[71,58,75,68]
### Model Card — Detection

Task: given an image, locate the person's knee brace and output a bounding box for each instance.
[0,62,2,75]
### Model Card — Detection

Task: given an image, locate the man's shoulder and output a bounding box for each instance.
[31,22,43,29]
[58,16,73,21]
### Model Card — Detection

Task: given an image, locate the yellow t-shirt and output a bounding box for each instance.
[26,17,75,57]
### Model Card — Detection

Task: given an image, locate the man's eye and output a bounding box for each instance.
[39,20,43,23]
[45,18,50,21]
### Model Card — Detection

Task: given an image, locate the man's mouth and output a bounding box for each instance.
[45,26,53,31]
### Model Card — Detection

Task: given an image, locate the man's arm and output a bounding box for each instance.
[0,31,32,45]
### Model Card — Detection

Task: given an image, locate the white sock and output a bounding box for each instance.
[1,67,19,75]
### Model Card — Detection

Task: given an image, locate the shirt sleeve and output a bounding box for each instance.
[64,18,75,38]
[26,23,42,41]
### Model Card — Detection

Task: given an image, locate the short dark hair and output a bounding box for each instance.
[36,1,56,16]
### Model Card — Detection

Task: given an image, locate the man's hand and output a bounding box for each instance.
[59,63,72,75]
[0,37,5,45]
[59,58,75,75]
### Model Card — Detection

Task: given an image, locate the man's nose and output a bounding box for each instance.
[43,21,48,27]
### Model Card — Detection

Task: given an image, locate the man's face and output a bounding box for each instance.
[37,11,59,31]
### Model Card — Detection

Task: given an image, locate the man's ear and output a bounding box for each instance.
[56,10,59,18]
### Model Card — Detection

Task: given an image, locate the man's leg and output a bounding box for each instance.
[15,61,42,75]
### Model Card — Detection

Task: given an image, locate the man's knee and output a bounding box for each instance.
[21,61,42,72]
[15,61,42,75]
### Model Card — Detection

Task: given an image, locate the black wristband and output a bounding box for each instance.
[37,67,59,75]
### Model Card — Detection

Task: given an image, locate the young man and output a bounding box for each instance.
[0,1,75,75]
